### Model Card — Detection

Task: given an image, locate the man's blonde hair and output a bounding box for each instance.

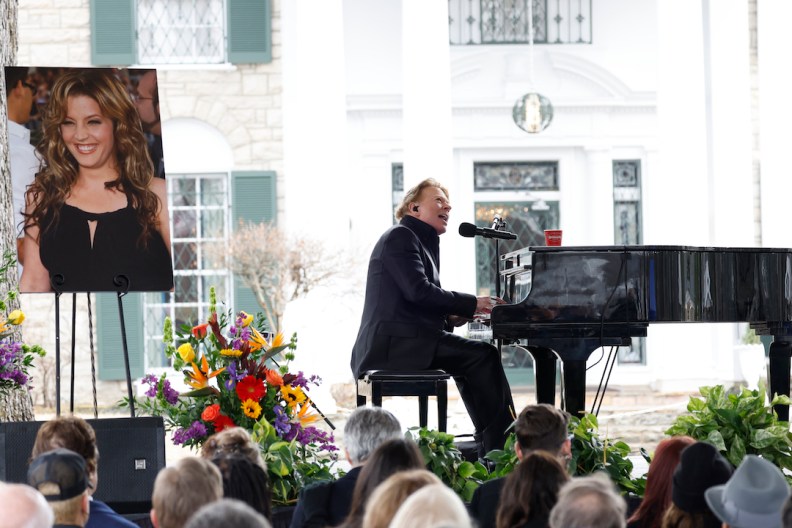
[394,178,449,221]
[152,457,223,528]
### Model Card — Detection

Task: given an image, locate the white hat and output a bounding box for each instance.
[704,455,789,528]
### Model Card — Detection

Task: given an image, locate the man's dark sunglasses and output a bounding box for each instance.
[22,82,36,93]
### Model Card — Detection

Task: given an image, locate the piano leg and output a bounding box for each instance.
[562,360,588,418]
[768,339,792,421]
[527,346,557,405]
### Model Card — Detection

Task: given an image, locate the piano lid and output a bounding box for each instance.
[492,245,792,339]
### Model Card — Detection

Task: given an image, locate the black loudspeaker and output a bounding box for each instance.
[0,416,166,514]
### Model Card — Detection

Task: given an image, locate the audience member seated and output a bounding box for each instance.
[782,492,792,528]
[211,454,272,520]
[360,469,440,528]
[28,448,93,528]
[184,499,271,528]
[0,482,54,527]
[470,403,571,528]
[289,407,401,528]
[705,454,789,528]
[627,436,695,528]
[31,414,138,528]
[495,451,569,528]
[660,442,732,528]
[389,483,473,528]
[201,426,266,470]
[150,457,223,528]
[340,438,426,528]
[549,473,627,528]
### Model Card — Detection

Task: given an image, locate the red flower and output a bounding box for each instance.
[236,375,266,402]
[192,323,209,339]
[201,403,220,422]
[214,415,235,432]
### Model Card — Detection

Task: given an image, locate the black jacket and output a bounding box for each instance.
[289,466,362,528]
[350,216,477,377]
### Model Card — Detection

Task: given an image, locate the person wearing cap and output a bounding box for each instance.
[660,441,733,528]
[31,414,138,528]
[704,454,790,528]
[27,448,93,528]
[0,482,54,528]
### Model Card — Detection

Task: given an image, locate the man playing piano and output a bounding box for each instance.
[350,178,515,455]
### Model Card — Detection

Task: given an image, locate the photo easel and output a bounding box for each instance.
[51,273,136,418]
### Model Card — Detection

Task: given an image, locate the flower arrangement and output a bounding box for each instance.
[0,251,45,394]
[131,287,338,504]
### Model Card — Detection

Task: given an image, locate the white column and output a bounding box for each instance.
[758,0,792,248]
[281,0,351,403]
[282,0,348,243]
[401,1,454,191]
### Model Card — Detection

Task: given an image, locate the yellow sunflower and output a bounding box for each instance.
[242,398,263,419]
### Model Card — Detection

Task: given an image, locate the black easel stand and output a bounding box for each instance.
[51,274,136,418]
[113,274,135,418]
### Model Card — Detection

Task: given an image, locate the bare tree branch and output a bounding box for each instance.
[214,221,346,330]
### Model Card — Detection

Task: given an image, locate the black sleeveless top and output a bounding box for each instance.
[39,202,174,292]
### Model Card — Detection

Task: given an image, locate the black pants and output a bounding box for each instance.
[430,332,515,453]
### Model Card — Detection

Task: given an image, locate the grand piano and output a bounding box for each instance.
[490,245,792,418]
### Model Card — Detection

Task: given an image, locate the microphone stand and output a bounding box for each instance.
[491,216,506,299]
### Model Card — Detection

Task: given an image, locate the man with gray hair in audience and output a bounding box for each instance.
[549,473,627,528]
[185,499,271,528]
[0,482,54,528]
[289,406,402,528]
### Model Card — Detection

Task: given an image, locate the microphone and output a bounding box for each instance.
[459,222,517,240]
[490,214,503,230]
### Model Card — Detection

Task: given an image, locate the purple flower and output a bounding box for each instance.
[273,405,292,437]
[290,372,321,390]
[161,379,179,405]
[171,421,208,445]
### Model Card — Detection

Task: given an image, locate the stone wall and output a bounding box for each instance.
[15,0,284,411]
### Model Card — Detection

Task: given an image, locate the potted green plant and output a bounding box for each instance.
[665,382,792,478]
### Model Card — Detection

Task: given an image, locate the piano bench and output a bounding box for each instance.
[356,370,451,432]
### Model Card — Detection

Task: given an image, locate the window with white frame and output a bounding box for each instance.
[144,172,232,368]
[138,0,225,64]
[90,0,272,66]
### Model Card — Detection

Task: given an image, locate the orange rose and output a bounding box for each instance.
[192,323,209,339]
[201,403,220,422]
[265,368,284,387]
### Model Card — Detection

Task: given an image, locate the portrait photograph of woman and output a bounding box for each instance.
[15,67,174,293]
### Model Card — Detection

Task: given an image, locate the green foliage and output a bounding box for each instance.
[569,413,645,497]
[407,427,488,502]
[410,411,647,503]
[666,383,792,476]
[251,417,336,506]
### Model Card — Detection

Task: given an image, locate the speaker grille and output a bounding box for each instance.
[0,417,165,514]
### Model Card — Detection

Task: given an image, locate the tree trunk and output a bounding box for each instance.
[0,0,35,422]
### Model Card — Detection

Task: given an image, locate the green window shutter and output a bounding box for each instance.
[227,0,272,64]
[231,171,276,315]
[90,0,136,66]
[96,292,145,381]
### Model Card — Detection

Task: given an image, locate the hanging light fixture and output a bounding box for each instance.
[512,0,553,134]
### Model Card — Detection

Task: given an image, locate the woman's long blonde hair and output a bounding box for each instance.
[25,68,160,246]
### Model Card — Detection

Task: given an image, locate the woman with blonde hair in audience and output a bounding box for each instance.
[389,483,473,528]
[361,469,441,528]
[339,438,425,528]
[627,436,696,528]
[495,451,570,528]
[201,426,266,469]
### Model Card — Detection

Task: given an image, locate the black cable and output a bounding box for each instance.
[590,250,628,413]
